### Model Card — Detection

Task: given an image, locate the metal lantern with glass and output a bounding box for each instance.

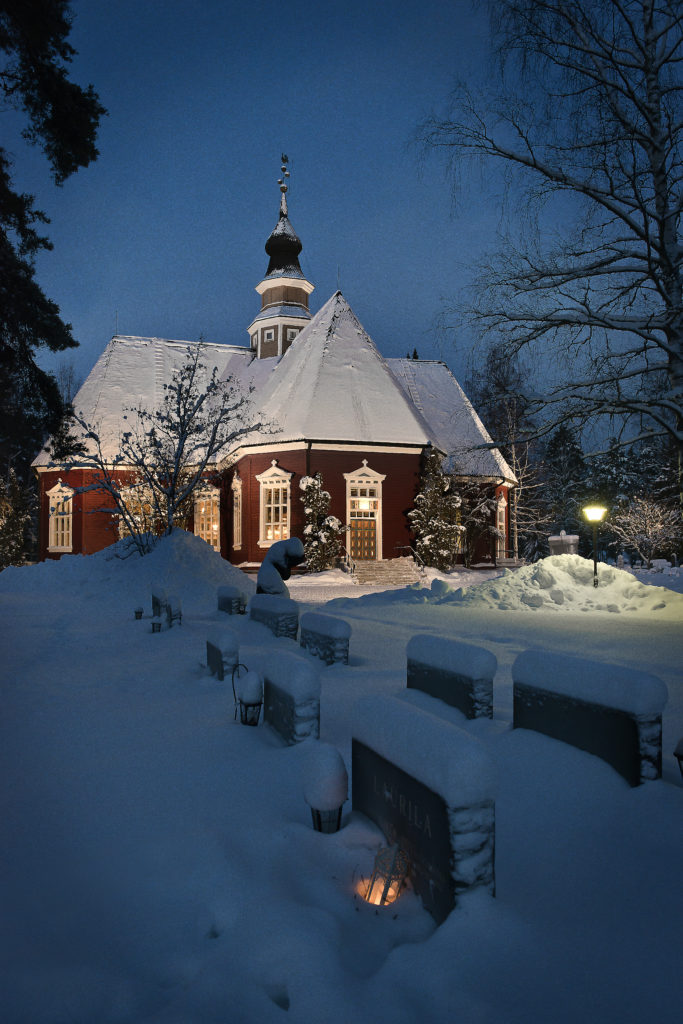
[364,845,409,907]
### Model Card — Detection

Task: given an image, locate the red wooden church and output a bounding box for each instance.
[34,172,515,568]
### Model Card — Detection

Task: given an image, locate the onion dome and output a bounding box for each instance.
[264,168,305,279]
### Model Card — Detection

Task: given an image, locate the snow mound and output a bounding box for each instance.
[0,530,255,615]
[444,555,683,617]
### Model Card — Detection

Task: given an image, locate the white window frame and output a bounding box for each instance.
[256,460,292,547]
[231,474,242,550]
[47,480,74,552]
[264,328,275,343]
[286,327,298,342]
[496,492,508,560]
[194,485,221,552]
[343,460,386,560]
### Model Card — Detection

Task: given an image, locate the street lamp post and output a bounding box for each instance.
[583,505,608,587]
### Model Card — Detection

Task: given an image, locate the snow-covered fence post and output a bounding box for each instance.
[299,612,351,665]
[352,696,496,924]
[406,635,496,719]
[512,651,668,785]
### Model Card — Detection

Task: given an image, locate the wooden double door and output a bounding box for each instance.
[349,518,376,560]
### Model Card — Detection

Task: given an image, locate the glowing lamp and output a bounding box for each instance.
[583,505,608,587]
[583,505,607,523]
[364,845,409,907]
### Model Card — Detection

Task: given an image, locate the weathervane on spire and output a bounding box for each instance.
[277,154,290,216]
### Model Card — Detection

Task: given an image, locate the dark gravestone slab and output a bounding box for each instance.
[352,740,455,924]
[514,683,644,786]
[263,678,319,745]
[249,595,299,639]
[299,612,351,666]
[406,636,496,719]
[512,650,668,786]
[217,585,246,615]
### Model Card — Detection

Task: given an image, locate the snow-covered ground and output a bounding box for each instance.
[1,534,681,1024]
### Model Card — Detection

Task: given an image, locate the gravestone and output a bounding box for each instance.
[249,594,299,639]
[352,695,496,925]
[300,612,351,665]
[250,650,320,745]
[217,585,246,615]
[512,650,668,785]
[206,629,239,682]
[407,635,496,719]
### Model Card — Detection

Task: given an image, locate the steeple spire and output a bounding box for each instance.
[248,156,315,359]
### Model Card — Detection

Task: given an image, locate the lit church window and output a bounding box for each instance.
[194,486,220,552]
[47,480,73,552]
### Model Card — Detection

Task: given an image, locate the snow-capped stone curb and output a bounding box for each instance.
[407,635,497,719]
[512,650,669,786]
[206,629,239,681]
[299,612,351,665]
[217,585,246,615]
[352,695,496,924]
[248,594,299,639]
[247,649,320,745]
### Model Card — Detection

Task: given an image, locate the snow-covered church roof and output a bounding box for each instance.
[34,294,515,483]
[32,336,271,466]
[239,291,432,449]
[387,359,516,482]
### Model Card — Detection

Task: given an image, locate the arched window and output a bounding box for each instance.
[256,461,292,547]
[194,485,221,552]
[47,480,73,552]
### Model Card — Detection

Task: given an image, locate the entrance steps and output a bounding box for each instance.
[352,557,423,587]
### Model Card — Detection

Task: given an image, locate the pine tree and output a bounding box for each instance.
[408,450,464,570]
[299,473,346,572]
[0,469,32,569]
[450,475,501,568]
[0,2,105,480]
[540,425,588,537]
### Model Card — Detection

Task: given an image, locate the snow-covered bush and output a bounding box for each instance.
[408,451,464,570]
[299,473,346,572]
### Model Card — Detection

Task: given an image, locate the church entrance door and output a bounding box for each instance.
[350,518,376,560]
[344,461,385,561]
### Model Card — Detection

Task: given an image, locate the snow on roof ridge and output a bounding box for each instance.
[241,291,432,448]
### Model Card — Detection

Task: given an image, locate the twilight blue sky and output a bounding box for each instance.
[9,0,502,387]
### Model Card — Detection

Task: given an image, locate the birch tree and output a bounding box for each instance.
[421,0,683,512]
[72,344,258,555]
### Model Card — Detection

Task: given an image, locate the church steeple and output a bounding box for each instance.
[248,157,315,359]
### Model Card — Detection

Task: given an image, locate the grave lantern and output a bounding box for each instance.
[583,505,608,587]
[364,845,409,907]
[231,664,263,726]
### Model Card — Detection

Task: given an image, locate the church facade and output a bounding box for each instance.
[34,172,515,568]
